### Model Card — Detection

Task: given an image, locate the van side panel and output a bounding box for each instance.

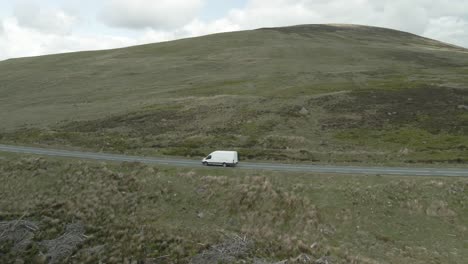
[204,151,238,166]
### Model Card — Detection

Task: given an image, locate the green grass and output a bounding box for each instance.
[0,156,467,263]
[0,24,467,165]
[1,86,466,164]
[1,25,467,264]
[0,24,466,130]
[334,127,468,163]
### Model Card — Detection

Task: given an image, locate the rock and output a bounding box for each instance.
[399,147,409,155]
[299,107,309,115]
[315,256,330,264]
[292,254,311,262]
[426,200,456,217]
[197,211,204,218]
[195,187,207,194]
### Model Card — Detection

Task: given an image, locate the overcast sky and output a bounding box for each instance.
[1,0,468,60]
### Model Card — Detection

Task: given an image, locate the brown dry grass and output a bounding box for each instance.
[0,156,467,263]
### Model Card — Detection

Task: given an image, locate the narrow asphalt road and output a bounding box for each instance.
[1,144,467,177]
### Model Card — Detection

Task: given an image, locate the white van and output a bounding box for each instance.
[202,151,238,167]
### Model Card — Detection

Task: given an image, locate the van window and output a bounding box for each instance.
[206,155,212,160]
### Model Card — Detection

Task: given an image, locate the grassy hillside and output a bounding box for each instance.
[1,155,467,263]
[0,24,467,164]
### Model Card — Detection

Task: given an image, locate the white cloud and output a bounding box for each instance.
[0,18,138,60]
[0,17,189,61]
[182,18,241,37]
[0,24,7,60]
[203,0,468,36]
[377,1,429,34]
[138,29,176,43]
[184,0,468,47]
[1,0,468,61]
[424,16,468,47]
[100,0,204,30]
[14,1,78,35]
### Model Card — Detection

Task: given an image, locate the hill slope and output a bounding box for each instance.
[0,24,467,164]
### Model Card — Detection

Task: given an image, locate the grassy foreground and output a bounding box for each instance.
[0,155,467,263]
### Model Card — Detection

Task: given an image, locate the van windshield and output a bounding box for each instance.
[206,155,212,160]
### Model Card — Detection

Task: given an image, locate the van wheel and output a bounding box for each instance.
[222,163,227,167]
[202,162,207,166]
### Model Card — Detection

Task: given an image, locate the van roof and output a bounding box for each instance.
[213,150,237,153]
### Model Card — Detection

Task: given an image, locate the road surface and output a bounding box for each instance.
[0,144,467,177]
